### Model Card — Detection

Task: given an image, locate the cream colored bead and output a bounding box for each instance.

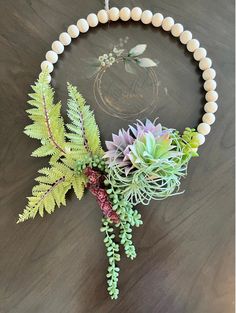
[204,79,217,91]
[141,10,153,24]
[171,23,184,37]
[202,68,216,80]
[120,7,131,21]
[197,123,211,135]
[77,18,89,33]
[193,47,207,61]
[67,25,80,38]
[109,7,120,21]
[46,50,58,64]
[180,30,192,44]
[195,133,206,145]
[131,7,142,21]
[41,60,54,73]
[162,17,175,31]
[202,113,216,125]
[59,32,71,46]
[199,57,212,70]
[52,40,64,54]
[204,102,218,113]
[152,13,164,27]
[206,90,218,102]
[87,13,99,27]
[97,9,109,23]
[187,39,200,52]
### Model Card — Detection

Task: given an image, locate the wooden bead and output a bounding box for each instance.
[87,13,98,27]
[204,80,217,91]
[193,47,207,61]
[67,25,79,38]
[59,32,71,46]
[46,50,58,64]
[204,102,218,113]
[131,7,142,21]
[202,68,216,80]
[77,18,89,33]
[206,90,218,102]
[171,23,184,37]
[109,7,120,21]
[195,133,206,145]
[199,57,212,70]
[162,17,175,31]
[197,123,211,135]
[180,30,192,44]
[141,10,153,24]
[202,113,216,125]
[52,40,64,54]
[97,9,109,23]
[120,7,131,21]
[152,13,164,27]
[187,39,200,52]
[41,61,54,73]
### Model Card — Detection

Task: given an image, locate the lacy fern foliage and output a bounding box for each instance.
[25,71,68,162]
[66,83,103,158]
[18,70,103,223]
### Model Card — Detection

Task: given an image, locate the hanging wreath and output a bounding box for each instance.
[18,4,218,300]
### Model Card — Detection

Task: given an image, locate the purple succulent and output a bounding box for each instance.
[129,119,163,138]
[104,119,172,175]
[105,129,134,169]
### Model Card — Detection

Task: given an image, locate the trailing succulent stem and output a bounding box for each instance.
[101,219,120,300]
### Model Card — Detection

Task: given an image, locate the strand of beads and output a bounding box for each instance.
[40,7,218,147]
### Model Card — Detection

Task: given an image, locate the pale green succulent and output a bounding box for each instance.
[128,131,182,170]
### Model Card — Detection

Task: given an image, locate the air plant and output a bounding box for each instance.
[105,120,200,205]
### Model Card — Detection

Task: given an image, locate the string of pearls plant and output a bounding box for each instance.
[41,6,218,147]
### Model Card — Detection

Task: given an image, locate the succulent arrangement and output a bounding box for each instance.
[18,69,200,299]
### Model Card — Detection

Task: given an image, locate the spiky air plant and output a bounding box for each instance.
[105,120,200,205]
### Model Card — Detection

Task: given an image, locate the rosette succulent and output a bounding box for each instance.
[105,120,199,205]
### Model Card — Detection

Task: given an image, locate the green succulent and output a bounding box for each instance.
[128,131,182,170]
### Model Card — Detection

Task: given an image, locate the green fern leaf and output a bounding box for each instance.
[72,174,87,200]
[25,70,68,161]
[66,83,104,157]
[17,162,74,223]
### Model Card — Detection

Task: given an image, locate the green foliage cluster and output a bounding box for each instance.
[19,69,199,300]
[18,70,103,223]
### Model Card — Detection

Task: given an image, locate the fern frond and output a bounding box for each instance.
[25,70,68,161]
[17,162,72,223]
[18,159,88,223]
[66,83,104,157]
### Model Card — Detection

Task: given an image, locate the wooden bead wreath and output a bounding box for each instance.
[18,3,218,300]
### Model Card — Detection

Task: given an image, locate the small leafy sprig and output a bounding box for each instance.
[94,43,157,75]
[123,44,157,74]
